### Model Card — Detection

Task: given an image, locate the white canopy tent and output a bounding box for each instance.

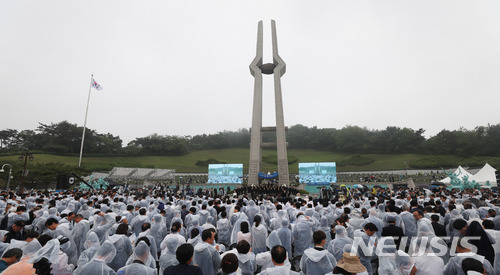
[471,163,497,187]
[439,166,474,184]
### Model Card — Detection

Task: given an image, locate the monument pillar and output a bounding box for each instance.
[248,20,289,186]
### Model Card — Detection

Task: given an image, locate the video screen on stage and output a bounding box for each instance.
[299,162,337,185]
[208,164,243,184]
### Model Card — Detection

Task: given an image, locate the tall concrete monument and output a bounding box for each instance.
[248,20,289,186]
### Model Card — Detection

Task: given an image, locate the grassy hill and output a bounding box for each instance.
[2,149,499,173]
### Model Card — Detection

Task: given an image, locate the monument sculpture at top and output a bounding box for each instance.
[248,20,289,186]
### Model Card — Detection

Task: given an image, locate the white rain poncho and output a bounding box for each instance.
[255,250,292,272]
[74,241,117,275]
[327,225,353,262]
[252,221,268,254]
[277,219,293,259]
[246,200,260,225]
[377,204,386,221]
[159,237,179,274]
[30,238,74,274]
[150,214,167,252]
[204,216,217,231]
[7,211,29,228]
[258,264,299,275]
[118,241,156,275]
[73,218,90,257]
[237,250,256,275]
[108,233,133,271]
[189,219,205,238]
[266,231,282,249]
[130,214,149,237]
[352,229,373,275]
[61,202,75,215]
[169,212,187,238]
[231,217,250,245]
[89,214,115,244]
[46,222,78,266]
[184,212,200,230]
[125,240,156,270]
[193,242,222,275]
[395,250,415,275]
[0,230,9,256]
[318,216,332,246]
[376,237,401,275]
[447,209,463,236]
[443,252,494,275]
[29,238,60,264]
[78,232,100,267]
[416,223,449,264]
[292,216,313,257]
[199,209,210,225]
[163,206,174,231]
[300,246,336,275]
[78,204,92,219]
[160,230,185,256]
[411,237,445,275]
[35,216,48,235]
[47,207,60,221]
[22,239,42,259]
[400,210,418,238]
[360,209,384,238]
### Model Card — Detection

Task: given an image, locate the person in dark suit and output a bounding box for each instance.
[431,214,447,237]
[164,243,202,275]
[381,215,405,248]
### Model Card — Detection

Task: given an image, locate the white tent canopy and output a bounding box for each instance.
[472,163,497,187]
[439,164,497,187]
[440,166,474,184]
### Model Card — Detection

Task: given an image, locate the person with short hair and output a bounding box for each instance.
[461,257,485,275]
[220,253,239,275]
[193,229,221,275]
[353,223,378,275]
[44,217,78,266]
[443,237,493,275]
[300,230,337,275]
[234,240,255,275]
[217,211,232,247]
[164,243,202,275]
[0,248,23,272]
[72,213,90,258]
[431,214,447,237]
[381,215,405,248]
[160,221,186,255]
[258,245,299,275]
[5,220,25,243]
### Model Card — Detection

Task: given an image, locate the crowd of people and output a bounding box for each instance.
[0,184,497,275]
[233,184,299,200]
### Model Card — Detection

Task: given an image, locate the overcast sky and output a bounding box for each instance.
[1,0,500,145]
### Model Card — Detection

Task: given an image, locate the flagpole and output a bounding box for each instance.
[79,74,94,167]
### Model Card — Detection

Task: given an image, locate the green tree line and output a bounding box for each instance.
[1,121,500,157]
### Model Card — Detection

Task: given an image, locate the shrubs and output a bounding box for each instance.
[338,155,375,167]
[262,155,299,165]
[195,158,226,166]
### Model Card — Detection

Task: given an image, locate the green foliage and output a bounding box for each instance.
[2,122,500,159]
[195,158,226,166]
[338,155,375,166]
[262,155,299,165]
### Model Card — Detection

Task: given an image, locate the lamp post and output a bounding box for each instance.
[18,149,34,193]
[0,163,12,190]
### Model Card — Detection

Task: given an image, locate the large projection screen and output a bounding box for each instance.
[299,162,337,185]
[208,164,243,184]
